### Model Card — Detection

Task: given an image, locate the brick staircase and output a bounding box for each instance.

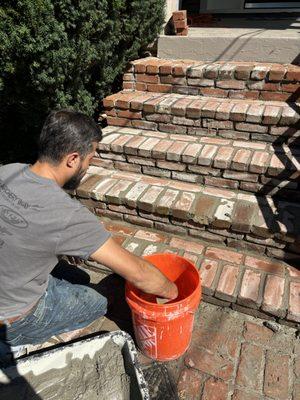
[76,57,300,326]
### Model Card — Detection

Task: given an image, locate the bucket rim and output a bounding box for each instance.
[126,253,201,308]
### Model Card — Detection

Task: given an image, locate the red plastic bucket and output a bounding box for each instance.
[125,253,201,361]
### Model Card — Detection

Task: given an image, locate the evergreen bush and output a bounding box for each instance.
[0,0,165,163]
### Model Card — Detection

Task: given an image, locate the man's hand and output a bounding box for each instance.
[90,237,178,300]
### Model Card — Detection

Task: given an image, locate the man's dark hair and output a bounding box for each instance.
[38,109,102,163]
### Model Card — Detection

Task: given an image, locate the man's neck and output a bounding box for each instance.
[29,161,64,187]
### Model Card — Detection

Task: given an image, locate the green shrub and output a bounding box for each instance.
[0,0,165,163]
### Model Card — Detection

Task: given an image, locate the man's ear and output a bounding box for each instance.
[65,152,80,169]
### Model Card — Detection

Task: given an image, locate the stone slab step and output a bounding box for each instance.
[103,91,300,144]
[82,215,300,326]
[123,57,300,102]
[75,165,300,263]
[94,126,300,200]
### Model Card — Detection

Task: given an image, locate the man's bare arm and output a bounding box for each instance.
[90,237,178,299]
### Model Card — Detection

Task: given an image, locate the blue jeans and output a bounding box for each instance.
[0,275,107,348]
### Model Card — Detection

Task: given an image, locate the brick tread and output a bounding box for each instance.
[96,126,300,199]
[83,215,300,325]
[76,166,300,263]
[104,91,300,144]
[124,57,300,102]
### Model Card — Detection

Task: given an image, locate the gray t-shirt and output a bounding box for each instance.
[0,163,111,318]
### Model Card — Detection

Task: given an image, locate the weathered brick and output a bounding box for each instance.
[251,65,269,80]
[199,259,219,295]
[235,64,254,80]
[171,97,194,116]
[262,275,286,317]
[131,120,157,131]
[137,186,164,212]
[186,99,207,118]
[107,116,131,127]
[77,175,102,199]
[136,73,159,84]
[243,321,273,345]
[152,139,173,159]
[231,202,256,233]
[215,102,234,120]
[262,105,282,125]
[287,281,300,322]
[238,269,262,308]
[249,151,270,174]
[159,123,187,134]
[156,189,179,215]
[201,87,229,98]
[212,199,235,229]
[201,100,221,118]
[166,141,189,161]
[147,83,172,93]
[124,182,149,207]
[216,80,246,90]
[105,180,132,204]
[232,389,261,400]
[130,92,157,110]
[198,144,218,166]
[204,64,221,79]
[187,64,206,78]
[123,136,147,155]
[91,178,118,201]
[279,106,299,126]
[205,176,239,189]
[182,143,203,164]
[215,264,240,302]
[245,255,284,275]
[137,137,160,157]
[134,229,166,243]
[205,246,243,264]
[235,122,268,133]
[218,63,236,79]
[193,195,217,225]
[236,343,264,389]
[177,368,206,400]
[213,147,234,169]
[145,113,171,123]
[172,191,196,220]
[170,237,204,254]
[246,104,265,123]
[202,377,229,400]
[264,353,290,399]
[269,66,286,81]
[231,149,252,172]
[103,92,121,108]
[230,103,249,122]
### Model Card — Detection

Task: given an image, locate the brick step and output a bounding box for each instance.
[123,57,300,102]
[75,166,300,263]
[94,126,300,201]
[103,91,300,144]
[82,215,300,326]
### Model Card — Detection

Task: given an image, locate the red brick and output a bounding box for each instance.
[231,202,256,233]
[152,139,173,159]
[264,353,290,399]
[182,143,203,164]
[143,95,165,113]
[235,122,268,133]
[232,389,261,400]
[193,195,217,225]
[123,136,147,155]
[243,321,273,346]
[174,19,187,29]
[249,151,270,174]
[172,191,196,220]
[244,256,285,275]
[130,92,154,110]
[156,189,179,215]
[137,137,160,157]
[147,83,172,93]
[104,222,136,236]
[185,347,234,381]
[103,92,120,108]
[231,149,252,171]
[122,82,135,90]
[281,82,300,93]
[198,144,218,166]
[115,92,139,109]
[91,178,118,201]
[287,281,300,322]
[263,82,280,91]
[135,82,147,91]
[215,264,240,302]
[134,60,147,73]
[131,120,157,131]
[213,147,234,169]
[268,66,286,81]
[136,73,159,84]
[199,259,219,295]
[137,186,164,212]
[216,80,246,90]
[285,68,300,81]
[107,116,131,127]
[201,100,221,118]
[169,237,204,254]
[238,269,262,308]
[262,275,286,317]
[202,378,229,400]
[177,368,206,399]
[200,87,228,98]
[215,102,234,120]
[260,91,290,101]
[251,65,269,80]
[77,175,102,198]
[236,343,264,389]
[134,229,166,243]
[235,64,254,80]
[171,97,194,116]
[172,10,187,21]
[205,247,243,264]
[110,134,133,153]
[167,141,189,161]
[262,105,282,125]
[108,204,137,215]
[279,106,299,125]
[230,103,249,122]
[229,90,260,100]
[105,180,132,204]
[186,99,207,118]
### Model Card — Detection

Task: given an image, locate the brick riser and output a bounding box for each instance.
[123,57,300,102]
[76,167,300,264]
[104,91,300,145]
[82,217,300,327]
[94,127,300,201]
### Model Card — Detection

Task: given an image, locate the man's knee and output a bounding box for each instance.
[83,286,108,317]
